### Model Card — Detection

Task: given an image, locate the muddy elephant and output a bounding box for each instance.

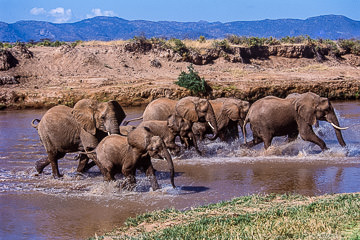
[123,97,219,139]
[243,92,347,150]
[119,125,136,136]
[31,99,126,178]
[192,98,250,142]
[95,127,175,191]
[123,98,177,124]
[137,116,200,155]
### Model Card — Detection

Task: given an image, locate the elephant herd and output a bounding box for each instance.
[31,92,348,191]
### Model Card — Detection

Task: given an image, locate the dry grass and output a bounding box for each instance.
[81,40,127,46]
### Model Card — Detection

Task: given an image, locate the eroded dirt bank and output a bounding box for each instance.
[1,41,360,109]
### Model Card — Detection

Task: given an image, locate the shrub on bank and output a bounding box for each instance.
[175,64,208,95]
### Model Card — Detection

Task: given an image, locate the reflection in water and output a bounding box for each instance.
[0,102,359,239]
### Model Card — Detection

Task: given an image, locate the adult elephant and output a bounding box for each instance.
[123,98,177,124]
[95,127,175,191]
[192,98,250,142]
[31,99,126,178]
[243,92,347,150]
[124,97,219,140]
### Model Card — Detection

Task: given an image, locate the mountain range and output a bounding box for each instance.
[0,15,359,42]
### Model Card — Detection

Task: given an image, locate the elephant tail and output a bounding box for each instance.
[122,116,143,126]
[31,119,40,129]
[242,117,249,144]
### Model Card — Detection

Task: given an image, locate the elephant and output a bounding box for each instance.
[123,97,219,149]
[243,92,348,150]
[123,98,177,124]
[137,116,201,155]
[31,99,126,178]
[191,98,250,142]
[119,125,136,136]
[95,126,175,191]
[175,97,219,140]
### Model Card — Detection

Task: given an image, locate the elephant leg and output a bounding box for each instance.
[189,132,202,156]
[35,157,50,174]
[263,136,274,149]
[287,129,299,143]
[76,152,97,173]
[48,152,65,178]
[137,155,160,190]
[244,135,264,148]
[82,161,97,172]
[122,161,137,191]
[76,153,89,172]
[299,124,328,150]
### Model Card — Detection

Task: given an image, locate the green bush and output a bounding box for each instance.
[175,64,207,95]
[198,36,206,43]
[339,39,360,55]
[168,38,188,54]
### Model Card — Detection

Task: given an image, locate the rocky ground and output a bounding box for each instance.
[1,40,360,109]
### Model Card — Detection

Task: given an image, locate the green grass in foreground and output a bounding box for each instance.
[92,193,360,239]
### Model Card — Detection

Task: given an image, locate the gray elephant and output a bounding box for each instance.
[243,92,348,150]
[95,127,175,191]
[137,115,200,155]
[123,97,219,140]
[175,96,218,140]
[31,99,126,178]
[192,98,250,142]
[123,98,177,124]
[119,125,136,136]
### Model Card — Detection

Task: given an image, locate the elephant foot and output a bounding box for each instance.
[35,157,50,174]
[121,182,136,191]
[121,176,137,191]
[148,175,160,191]
[53,173,64,179]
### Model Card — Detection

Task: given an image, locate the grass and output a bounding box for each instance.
[92,193,360,239]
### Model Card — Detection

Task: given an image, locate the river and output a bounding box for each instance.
[0,101,359,239]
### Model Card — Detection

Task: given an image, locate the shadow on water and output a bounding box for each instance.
[180,186,210,194]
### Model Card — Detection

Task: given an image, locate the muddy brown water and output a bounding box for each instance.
[1,102,360,239]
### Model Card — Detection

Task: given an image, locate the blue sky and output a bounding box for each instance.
[0,0,359,23]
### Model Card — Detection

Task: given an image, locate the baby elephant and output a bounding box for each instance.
[95,127,175,191]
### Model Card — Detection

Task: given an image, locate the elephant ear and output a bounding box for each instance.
[223,101,240,122]
[72,99,97,135]
[127,127,151,153]
[109,100,126,125]
[176,99,198,122]
[292,92,318,126]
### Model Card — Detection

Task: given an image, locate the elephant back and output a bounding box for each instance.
[37,105,81,152]
[143,98,177,121]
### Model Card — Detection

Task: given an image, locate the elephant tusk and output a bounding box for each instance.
[108,132,111,136]
[330,122,349,130]
[208,122,215,130]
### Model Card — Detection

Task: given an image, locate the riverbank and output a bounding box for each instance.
[1,39,360,110]
[93,192,360,239]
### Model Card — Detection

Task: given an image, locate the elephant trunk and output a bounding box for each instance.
[108,117,120,135]
[326,112,346,147]
[163,148,175,188]
[205,107,219,141]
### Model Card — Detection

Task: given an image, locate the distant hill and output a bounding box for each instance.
[1,15,359,42]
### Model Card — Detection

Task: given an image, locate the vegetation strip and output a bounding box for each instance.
[92,193,360,239]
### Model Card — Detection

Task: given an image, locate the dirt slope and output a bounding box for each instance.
[1,42,360,109]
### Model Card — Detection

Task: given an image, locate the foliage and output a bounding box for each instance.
[167,38,188,55]
[339,39,360,55]
[198,36,206,43]
[175,64,207,95]
[98,193,360,239]
[212,39,231,52]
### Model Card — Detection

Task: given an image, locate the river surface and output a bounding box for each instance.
[0,101,359,239]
